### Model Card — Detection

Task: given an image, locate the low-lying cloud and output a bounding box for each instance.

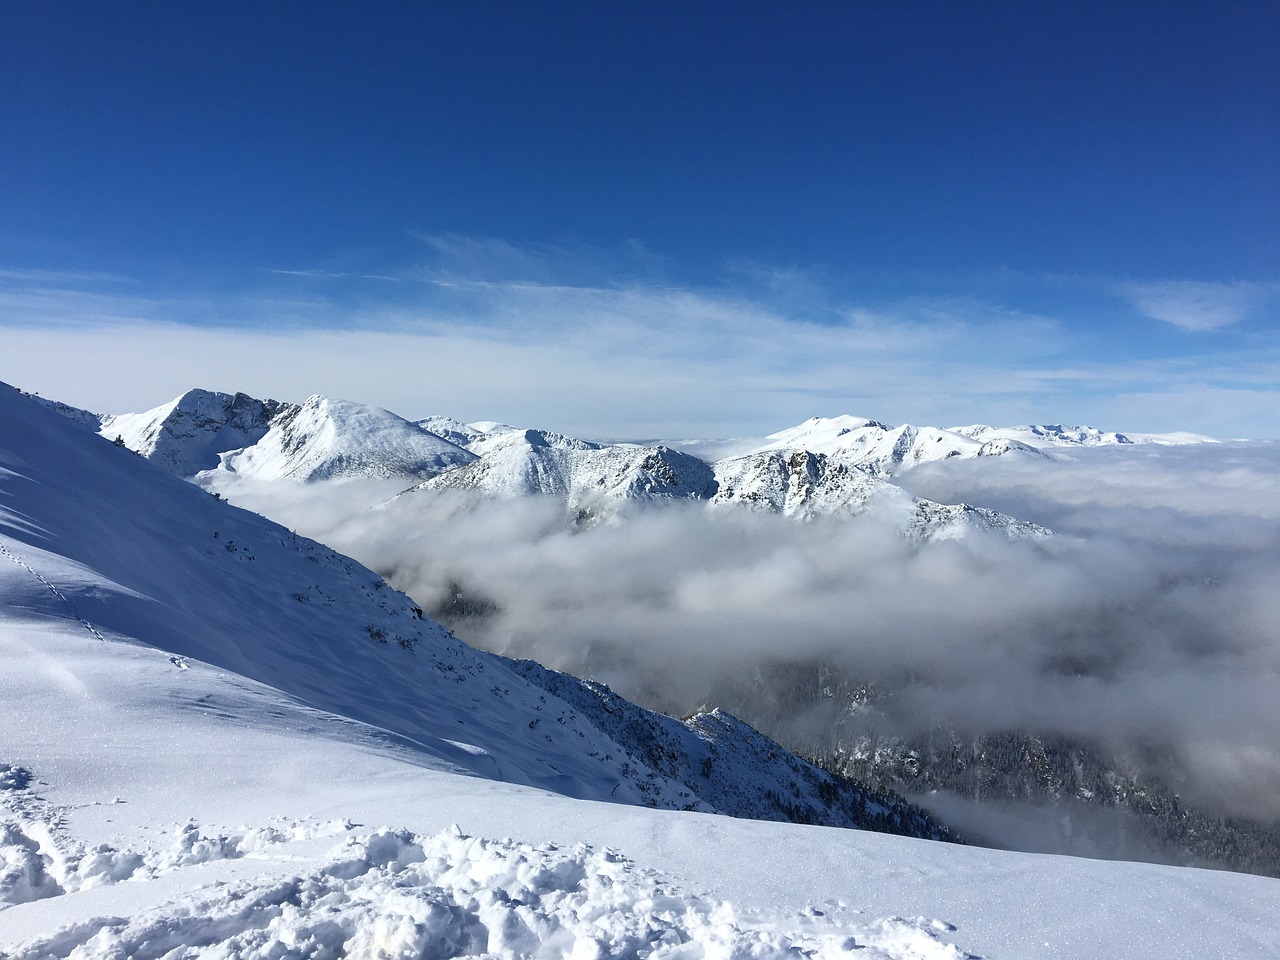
[209,441,1280,823]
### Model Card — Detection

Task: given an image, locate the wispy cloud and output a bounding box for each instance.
[264,268,402,282]
[1119,279,1273,332]
[2,245,1279,437]
[0,267,134,285]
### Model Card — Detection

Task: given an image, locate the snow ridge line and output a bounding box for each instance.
[0,536,107,642]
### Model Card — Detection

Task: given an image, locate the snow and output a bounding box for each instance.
[949,423,1220,448]
[77,395,1050,536]
[4,383,1277,958]
[98,388,288,476]
[209,394,477,482]
[5,823,981,960]
[754,417,1050,477]
[414,416,494,449]
[409,430,717,515]
[709,450,1048,539]
[669,416,1215,470]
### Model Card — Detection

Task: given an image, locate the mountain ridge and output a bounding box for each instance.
[0,380,948,839]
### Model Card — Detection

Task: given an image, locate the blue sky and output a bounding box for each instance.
[3,2,1278,437]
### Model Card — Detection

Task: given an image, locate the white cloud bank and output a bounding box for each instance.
[3,252,1278,438]
[211,440,1280,824]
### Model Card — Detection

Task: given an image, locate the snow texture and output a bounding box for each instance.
[4,824,969,960]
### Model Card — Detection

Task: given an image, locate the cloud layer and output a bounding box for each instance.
[4,257,1279,439]
[211,440,1280,824]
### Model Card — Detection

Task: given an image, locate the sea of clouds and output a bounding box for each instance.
[208,440,1280,826]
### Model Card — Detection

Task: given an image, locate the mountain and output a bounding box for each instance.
[98,388,293,476]
[509,659,951,839]
[412,414,496,449]
[950,423,1220,447]
[700,659,1280,877]
[211,395,476,482]
[0,381,947,834]
[406,429,718,517]
[88,389,476,483]
[753,416,1047,477]
[832,727,1280,877]
[400,421,1042,537]
[79,392,1048,537]
[710,450,1048,539]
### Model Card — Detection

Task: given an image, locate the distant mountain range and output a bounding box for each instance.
[47,387,1183,539]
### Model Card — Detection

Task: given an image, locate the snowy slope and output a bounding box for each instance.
[0,383,695,808]
[210,395,476,482]
[711,450,1049,539]
[510,660,952,840]
[1,383,1277,958]
[0,382,952,831]
[407,429,718,515]
[26,394,106,432]
[98,388,292,476]
[412,415,494,449]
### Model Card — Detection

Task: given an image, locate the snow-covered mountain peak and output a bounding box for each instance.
[410,430,717,516]
[765,414,892,446]
[212,394,476,483]
[949,423,1221,447]
[99,387,294,477]
[950,423,1136,448]
[412,417,526,450]
[464,426,604,459]
[413,415,490,449]
[468,419,521,435]
[710,449,1048,539]
[755,417,1047,477]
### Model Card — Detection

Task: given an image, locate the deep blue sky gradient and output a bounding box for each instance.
[2,2,1278,435]
[5,2,1276,282]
